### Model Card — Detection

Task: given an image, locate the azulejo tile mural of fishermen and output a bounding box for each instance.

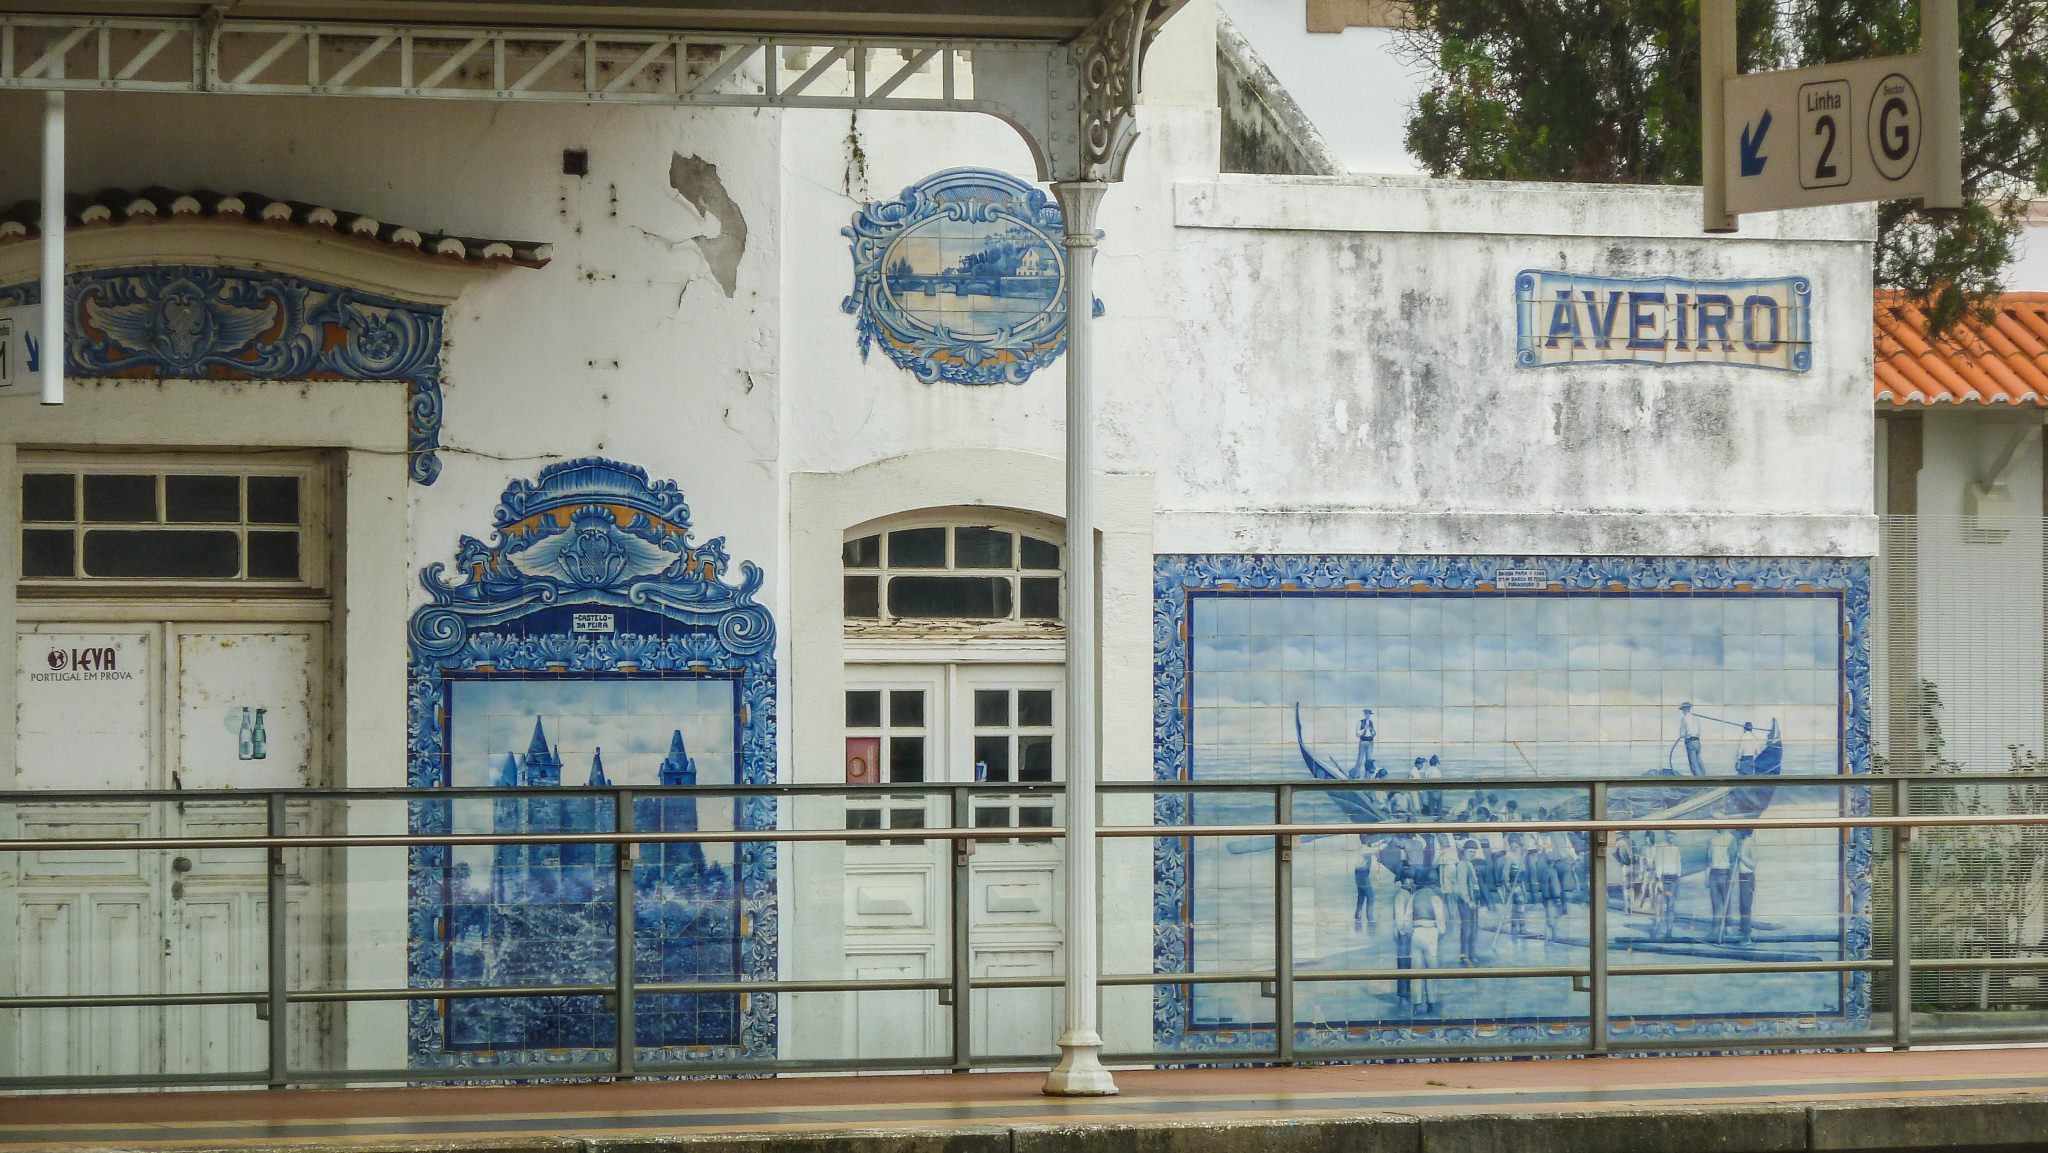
[1153,554,1870,1054]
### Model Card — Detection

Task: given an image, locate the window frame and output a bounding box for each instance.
[841,512,1064,639]
[16,452,328,595]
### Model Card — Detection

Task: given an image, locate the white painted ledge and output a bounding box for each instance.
[1154,509,1880,558]
[1174,175,1877,243]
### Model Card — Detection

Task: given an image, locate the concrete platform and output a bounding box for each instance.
[5,1049,2048,1153]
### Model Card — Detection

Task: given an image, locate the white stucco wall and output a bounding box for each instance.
[2010,213,2048,293]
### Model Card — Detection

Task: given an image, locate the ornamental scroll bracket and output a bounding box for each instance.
[972,0,1189,184]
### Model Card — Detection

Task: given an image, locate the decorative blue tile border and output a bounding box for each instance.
[1151,554,1871,1055]
[406,457,777,1070]
[841,168,1099,386]
[0,267,447,484]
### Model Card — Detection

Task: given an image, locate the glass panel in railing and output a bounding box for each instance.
[1906,771,2048,1041]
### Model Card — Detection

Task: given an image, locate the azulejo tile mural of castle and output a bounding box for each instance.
[1152,554,1871,1054]
[843,168,1096,385]
[406,458,776,1070]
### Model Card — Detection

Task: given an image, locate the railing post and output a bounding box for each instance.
[1892,776,1912,1049]
[1588,782,1608,1055]
[615,787,636,1078]
[1274,783,1294,1065]
[266,792,289,1088]
[951,786,973,1071]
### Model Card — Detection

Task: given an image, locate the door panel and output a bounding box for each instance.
[13,628,154,791]
[173,628,319,790]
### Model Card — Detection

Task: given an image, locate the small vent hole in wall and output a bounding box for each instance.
[562,149,589,177]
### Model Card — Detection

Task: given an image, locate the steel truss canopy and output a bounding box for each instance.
[0,0,1187,181]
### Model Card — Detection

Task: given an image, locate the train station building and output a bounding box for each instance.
[0,0,1900,1090]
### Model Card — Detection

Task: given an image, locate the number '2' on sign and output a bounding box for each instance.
[1799,79,1851,189]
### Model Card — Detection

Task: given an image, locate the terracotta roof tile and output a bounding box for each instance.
[1876,292,2048,407]
[0,188,551,267]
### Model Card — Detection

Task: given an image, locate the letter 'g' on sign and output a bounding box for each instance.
[1514,271,1812,372]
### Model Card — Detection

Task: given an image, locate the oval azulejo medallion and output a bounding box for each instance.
[842,168,1097,386]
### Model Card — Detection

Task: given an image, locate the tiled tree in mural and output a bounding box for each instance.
[407,458,776,1069]
[1152,555,1870,1054]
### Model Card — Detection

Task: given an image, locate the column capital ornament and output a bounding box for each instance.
[1058,0,1185,183]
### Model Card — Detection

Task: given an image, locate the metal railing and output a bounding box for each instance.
[2,773,2046,1088]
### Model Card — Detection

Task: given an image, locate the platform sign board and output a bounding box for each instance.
[0,302,42,398]
[1723,53,1946,215]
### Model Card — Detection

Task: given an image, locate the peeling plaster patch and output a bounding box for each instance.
[668,153,747,298]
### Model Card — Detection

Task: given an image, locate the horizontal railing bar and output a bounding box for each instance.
[1104,771,2048,791]
[1293,964,1585,982]
[11,809,2048,853]
[1606,959,1894,976]
[0,782,1069,803]
[1909,956,2048,971]
[0,990,265,1009]
[1604,1033,1899,1054]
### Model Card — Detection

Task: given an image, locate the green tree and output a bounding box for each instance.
[1401,0,2048,333]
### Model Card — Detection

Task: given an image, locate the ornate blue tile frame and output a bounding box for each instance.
[1151,554,1872,1054]
[0,267,447,484]
[406,458,778,1070]
[841,167,1099,386]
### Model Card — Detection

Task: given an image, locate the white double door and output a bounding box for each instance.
[8,617,327,1080]
[842,662,1066,1064]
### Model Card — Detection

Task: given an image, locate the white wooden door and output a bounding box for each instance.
[838,663,1064,1064]
[8,621,326,1080]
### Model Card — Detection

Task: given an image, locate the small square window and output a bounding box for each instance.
[246,475,301,525]
[889,690,925,727]
[845,690,882,728]
[953,526,1013,568]
[1018,690,1054,727]
[83,475,157,522]
[165,475,241,523]
[1020,535,1060,570]
[886,527,946,567]
[887,735,925,783]
[974,689,1010,727]
[975,734,1010,781]
[1021,577,1061,619]
[844,575,880,618]
[22,529,73,577]
[21,474,73,522]
[248,531,301,579]
[842,534,881,568]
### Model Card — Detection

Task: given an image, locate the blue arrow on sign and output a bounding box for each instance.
[24,332,39,374]
[1740,109,1773,177]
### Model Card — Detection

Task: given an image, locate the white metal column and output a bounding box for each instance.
[40,90,64,405]
[1044,179,1113,1097]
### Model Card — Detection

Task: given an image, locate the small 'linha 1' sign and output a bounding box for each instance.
[1514,271,1812,373]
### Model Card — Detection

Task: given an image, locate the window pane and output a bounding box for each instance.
[887,735,925,783]
[974,689,1009,727]
[844,575,880,618]
[1021,577,1061,620]
[1020,535,1060,570]
[975,735,1011,782]
[1019,735,1053,781]
[889,690,924,727]
[247,531,300,579]
[1018,690,1054,728]
[842,534,881,568]
[165,475,241,523]
[886,527,946,567]
[973,807,1012,829]
[82,530,238,578]
[953,526,1012,568]
[887,576,1012,619]
[83,475,156,522]
[21,474,73,522]
[22,529,73,577]
[246,475,301,524]
[845,808,883,831]
[845,690,882,728]
[889,808,927,830]
[1017,805,1054,828]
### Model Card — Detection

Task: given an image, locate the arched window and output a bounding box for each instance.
[842,518,1062,631]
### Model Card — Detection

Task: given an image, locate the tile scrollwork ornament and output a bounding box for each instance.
[1151,553,1871,1057]
[0,267,447,485]
[406,457,778,1071]
[842,168,1100,386]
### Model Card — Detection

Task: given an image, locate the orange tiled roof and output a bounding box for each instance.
[1876,292,2048,406]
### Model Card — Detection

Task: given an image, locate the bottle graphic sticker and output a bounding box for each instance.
[236,707,254,761]
[251,708,268,761]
